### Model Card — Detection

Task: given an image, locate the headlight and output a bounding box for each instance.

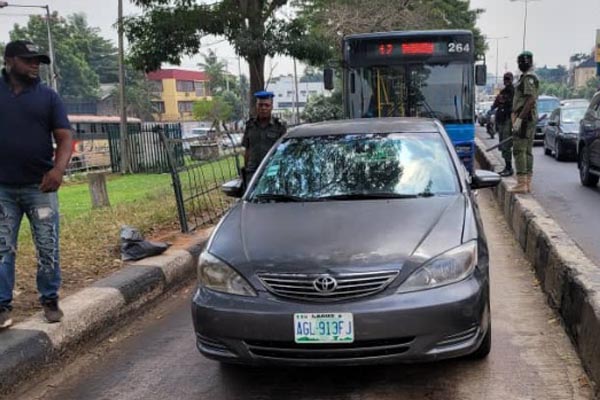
[398,241,477,293]
[198,252,256,296]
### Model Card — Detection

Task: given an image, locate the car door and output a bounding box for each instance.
[580,94,600,164]
[591,100,600,168]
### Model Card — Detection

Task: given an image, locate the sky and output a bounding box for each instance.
[1,0,599,81]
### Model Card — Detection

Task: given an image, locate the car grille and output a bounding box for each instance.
[245,337,414,360]
[257,270,399,302]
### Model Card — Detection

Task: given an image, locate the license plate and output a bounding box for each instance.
[294,313,354,343]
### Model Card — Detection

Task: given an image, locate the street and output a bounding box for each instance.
[476,127,600,266]
[11,191,593,400]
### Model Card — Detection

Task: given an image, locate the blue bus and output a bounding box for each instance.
[332,30,486,172]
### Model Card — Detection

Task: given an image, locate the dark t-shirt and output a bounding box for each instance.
[0,71,71,184]
[242,117,287,172]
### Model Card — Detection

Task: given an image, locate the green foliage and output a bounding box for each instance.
[539,76,600,100]
[124,0,331,113]
[301,92,343,122]
[9,13,118,99]
[198,49,228,94]
[296,0,487,64]
[193,96,233,126]
[536,65,568,84]
[300,66,323,82]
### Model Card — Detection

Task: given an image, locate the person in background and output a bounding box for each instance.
[241,91,287,185]
[511,51,539,193]
[493,72,515,177]
[0,40,73,328]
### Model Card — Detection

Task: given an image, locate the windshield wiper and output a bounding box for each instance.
[253,193,306,203]
[316,192,434,201]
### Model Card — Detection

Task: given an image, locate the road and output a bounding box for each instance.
[477,127,600,266]
[11,191,593,400]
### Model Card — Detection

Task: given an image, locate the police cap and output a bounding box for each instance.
[254,90,275,99]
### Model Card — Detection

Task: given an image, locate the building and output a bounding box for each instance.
[268,75,326,121]
[147,69,211,122]
[573,57,597,89]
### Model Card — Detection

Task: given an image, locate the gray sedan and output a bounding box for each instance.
[192,118,500,366]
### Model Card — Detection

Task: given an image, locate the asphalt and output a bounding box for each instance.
[9,191,593,400]
[476,128,600,265]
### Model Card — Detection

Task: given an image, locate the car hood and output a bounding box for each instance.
[208,195,467,276]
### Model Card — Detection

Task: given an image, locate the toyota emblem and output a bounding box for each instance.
[313,275,338,293]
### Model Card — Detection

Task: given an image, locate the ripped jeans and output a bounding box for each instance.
[0,184,61,310]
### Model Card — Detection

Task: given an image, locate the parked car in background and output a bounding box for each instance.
[560,98,590,108]
[477,101,494,126]
[220,132,243,148]
[543,105,587,161]
[535,95,561,142]
[192,118,501,366]
[577,92,600,187]
[182,127,216,151]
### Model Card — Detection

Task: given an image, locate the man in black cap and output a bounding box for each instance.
[241,91,287,185]
[0,40,73,328]
[492,72,515,176]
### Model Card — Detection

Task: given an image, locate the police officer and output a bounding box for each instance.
[242,91,287,185]
[511,51,539,193]
[493,72,515,176]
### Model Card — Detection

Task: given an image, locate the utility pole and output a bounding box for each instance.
[117,0,129,173]
[237,56,245,119]
[510,0,540,51]
[487,36,509,86]
[293,58,300,125]
[0,2,58,91]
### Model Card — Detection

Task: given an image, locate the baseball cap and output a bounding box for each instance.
[4,40,51,64]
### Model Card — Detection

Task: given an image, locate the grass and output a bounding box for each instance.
[10,154,241,322]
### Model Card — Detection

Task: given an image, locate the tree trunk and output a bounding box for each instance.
[247,54,266,117]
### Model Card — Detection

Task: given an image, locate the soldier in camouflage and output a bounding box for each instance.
[242,91,287,185]
[510,51,539,193]
[493,72,515,176]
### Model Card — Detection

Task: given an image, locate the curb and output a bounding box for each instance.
[475,139,600,394]
[0,228,212,395]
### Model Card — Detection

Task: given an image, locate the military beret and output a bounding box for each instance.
[518,51,533,58]
[254,90,275,99]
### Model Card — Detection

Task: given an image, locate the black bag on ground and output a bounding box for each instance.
[120,225,170,261]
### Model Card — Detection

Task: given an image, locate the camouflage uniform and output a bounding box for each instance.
[493,83,515,172]
[512,71,539,175]
[242,117,287,182]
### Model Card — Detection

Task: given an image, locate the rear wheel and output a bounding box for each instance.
[543,140,552,156]
[579,147,599,187]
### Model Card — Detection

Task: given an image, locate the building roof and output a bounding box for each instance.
[287,118,440,138]
[147,69,209,81]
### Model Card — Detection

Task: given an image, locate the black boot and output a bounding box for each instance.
[499,162,513,177]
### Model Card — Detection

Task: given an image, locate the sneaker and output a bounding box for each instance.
[0,308,13,329]
[42,300,64,323]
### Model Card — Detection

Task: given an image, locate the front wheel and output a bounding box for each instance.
[579,148,599,187]
[468,321,492,360]
[555,139,566,161]
[544,140,552,156]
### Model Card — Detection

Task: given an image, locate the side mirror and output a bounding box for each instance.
[324,68,334,91]
[547,120,557,127]
[471,169,501,189]
[475,65,487,86]
[221,178,244,198]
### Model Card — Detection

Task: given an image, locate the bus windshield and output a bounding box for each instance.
[345,62,473,124]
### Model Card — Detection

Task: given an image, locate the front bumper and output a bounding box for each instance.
[191,273,489,366]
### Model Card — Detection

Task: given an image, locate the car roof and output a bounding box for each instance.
[286,118,440,138]
[538,95,560,101]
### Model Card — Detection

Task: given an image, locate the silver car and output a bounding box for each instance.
[192,118,500,366]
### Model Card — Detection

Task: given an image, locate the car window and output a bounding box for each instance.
[250,132,460,200]
[561,108,587,124]
[550,109,560,122]
[537,98,560,115]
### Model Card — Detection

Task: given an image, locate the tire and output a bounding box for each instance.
[543,141,552,156]
[468,320,492,360]
[555,139,565,161]
[579,147,599,187]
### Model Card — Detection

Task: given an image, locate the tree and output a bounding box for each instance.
[537,65,568,84]
[9,13,118,99]
[302,93,343,122]
[110,62,159,120]
[198,49,228,95]
[296,0,487,62]
[300,66,323,82]
[193,96,233,132]
[124,0,331,113]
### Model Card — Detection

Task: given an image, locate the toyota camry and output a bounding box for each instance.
[192,118,500,366]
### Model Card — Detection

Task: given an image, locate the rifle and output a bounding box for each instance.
[485,136,513,152]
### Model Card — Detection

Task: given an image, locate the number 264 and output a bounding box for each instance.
[448,43,470,53]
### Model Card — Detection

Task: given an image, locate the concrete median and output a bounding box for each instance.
[475,138,600,394]
[0,229,211,395]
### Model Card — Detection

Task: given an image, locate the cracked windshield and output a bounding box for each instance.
[348,63,473,124]
[250,133,459,201]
